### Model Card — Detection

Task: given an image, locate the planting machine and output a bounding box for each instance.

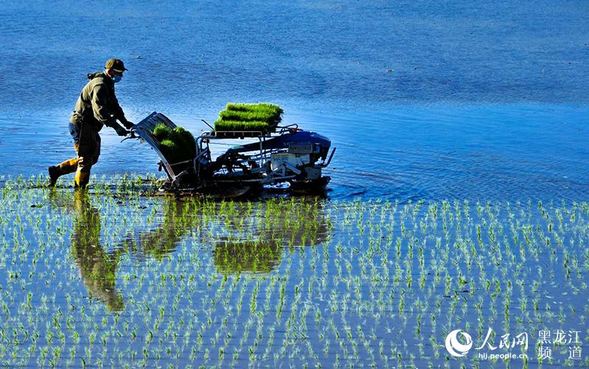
[131,112,335,197]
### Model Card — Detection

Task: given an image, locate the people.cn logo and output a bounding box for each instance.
[445,329,473,357]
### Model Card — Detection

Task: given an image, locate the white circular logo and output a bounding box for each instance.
[445,329,473,357]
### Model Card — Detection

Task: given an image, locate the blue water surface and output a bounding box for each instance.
[0,0,588,201]
[0,4,588,369]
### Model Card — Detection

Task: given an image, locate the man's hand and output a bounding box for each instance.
[121,120,134,130]
[113,124,129,137]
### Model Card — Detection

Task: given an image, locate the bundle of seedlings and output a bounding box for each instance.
[214,103,283,133]
[151,123,196,165]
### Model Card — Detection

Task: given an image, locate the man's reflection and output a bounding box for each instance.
[71,191,124,311]
[49,190,124,311]
[49,190,332,311]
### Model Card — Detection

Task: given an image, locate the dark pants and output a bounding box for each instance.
[55,122,101,188]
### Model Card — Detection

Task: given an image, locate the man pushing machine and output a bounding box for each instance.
[48,58,133,188]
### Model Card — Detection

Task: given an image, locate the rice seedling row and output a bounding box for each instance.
[0,178,587,368]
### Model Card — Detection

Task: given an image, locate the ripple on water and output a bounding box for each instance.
[1,104,588,202]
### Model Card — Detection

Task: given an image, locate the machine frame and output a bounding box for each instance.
[133,112,335,196]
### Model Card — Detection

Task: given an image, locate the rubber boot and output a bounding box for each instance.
[57,158,79,175]
[48,166,60,187]
[74,167,91,189]
[49,157,80,187]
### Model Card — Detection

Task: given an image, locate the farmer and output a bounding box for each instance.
[48,58,133,188]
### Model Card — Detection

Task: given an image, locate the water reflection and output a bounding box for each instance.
[49,190,125,311]
[128,196,332,274]
[49,191,332,310]
[212,199,331,274]
[123,199,187,260]
[214,240,281,274]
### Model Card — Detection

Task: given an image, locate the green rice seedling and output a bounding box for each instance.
[1,181,588,368]
[214,119,273,133]
[152,123,170,141]
[218,110,278,124]
[214,103,283,133]
[225,102,283,117]
[150,123,196,165]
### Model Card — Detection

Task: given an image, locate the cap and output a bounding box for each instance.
[105,58,127,73]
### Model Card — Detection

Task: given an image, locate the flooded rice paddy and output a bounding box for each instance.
[0,179,587,368]
[1,0,588,367]
[2,103,589,203]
